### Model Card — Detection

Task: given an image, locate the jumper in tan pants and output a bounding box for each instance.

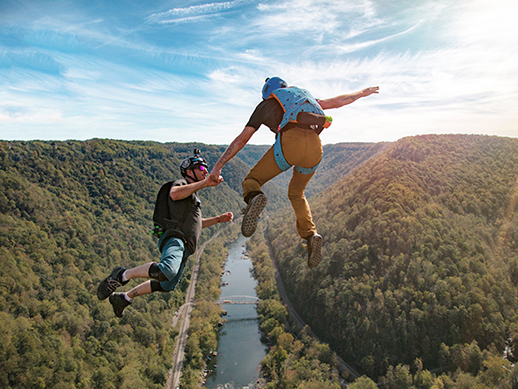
[242,127,323,239]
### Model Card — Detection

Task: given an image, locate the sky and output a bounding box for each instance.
[1,0,517,145]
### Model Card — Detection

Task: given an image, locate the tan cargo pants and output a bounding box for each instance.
[242,127,323,239]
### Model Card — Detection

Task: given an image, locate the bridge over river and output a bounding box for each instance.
[218,295,260,305]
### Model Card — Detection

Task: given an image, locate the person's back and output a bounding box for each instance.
[210,77,379,269]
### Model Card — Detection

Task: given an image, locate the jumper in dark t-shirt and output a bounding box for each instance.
[165,178,202,253]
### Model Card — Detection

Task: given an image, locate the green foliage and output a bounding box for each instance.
[246,235,342,388]
[0,137,374,387]
[4,135,517,388]
[0,139,251,389]
[347,351,518,388]
[266,134,518,383]
[348,376,378,389]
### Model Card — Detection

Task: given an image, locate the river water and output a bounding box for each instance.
[204,234,268,389]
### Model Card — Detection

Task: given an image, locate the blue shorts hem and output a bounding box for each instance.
[157,237,191,292]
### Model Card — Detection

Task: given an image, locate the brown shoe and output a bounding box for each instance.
[241,193,267,237]
[307,233,323,269]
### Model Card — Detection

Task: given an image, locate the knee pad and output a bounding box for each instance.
[150,280,165,292]
[148,263,168,282]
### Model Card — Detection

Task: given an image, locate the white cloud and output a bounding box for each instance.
[254,0,383,37]
[147,1,238,24]
[0,104,63,123]
[1,0,517,144]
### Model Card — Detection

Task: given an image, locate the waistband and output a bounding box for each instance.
[283,123,316,131]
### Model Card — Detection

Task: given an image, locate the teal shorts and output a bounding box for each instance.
[157,236,191,292]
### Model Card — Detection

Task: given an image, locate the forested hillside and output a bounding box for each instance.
[266,134,518,383]
[0,139,251,389]
[0,138,379,388]
[6,136,505,387]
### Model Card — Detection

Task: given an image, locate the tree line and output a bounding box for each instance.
[6,135,511,388]
[0,139,252,388]
[265,134,518,386]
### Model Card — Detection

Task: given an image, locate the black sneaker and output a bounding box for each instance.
[241,193,267,237]
[307,233,323,269]
[109,293,131,318]
[97,266,128,300]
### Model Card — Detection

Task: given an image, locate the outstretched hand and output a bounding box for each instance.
[361,86,379,97]
[218,212,233,223]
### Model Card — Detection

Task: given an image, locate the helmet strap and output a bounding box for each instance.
[185,169,201,183]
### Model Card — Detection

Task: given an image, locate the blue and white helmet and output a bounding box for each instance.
[262,77,287,100]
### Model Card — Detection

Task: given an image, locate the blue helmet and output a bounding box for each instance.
[262,77,287,100]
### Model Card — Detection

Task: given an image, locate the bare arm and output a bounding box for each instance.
[318,86,379,110]
[209,126,256,181]
[170,176,223,201]
[202,212,234,228]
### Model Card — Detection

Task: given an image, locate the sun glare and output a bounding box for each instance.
[453,0,518,47]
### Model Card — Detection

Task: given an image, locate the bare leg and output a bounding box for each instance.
[124,262,153,280]
[127,280,152,299]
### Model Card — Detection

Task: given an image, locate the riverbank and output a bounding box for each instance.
[205,234,268,389]
[172,222,346,388]
[246,231,346,388]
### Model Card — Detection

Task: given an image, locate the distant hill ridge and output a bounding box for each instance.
[267,134,518,379]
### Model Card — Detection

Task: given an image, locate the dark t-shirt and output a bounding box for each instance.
[246,98,326,134]
[165,178,202,253]
[246,99,284,134]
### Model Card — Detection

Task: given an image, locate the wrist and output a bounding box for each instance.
[216,216,220,223]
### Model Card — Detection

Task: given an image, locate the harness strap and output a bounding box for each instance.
[273,134,291,171]
[273,134,319,175]
[295,164,319,174]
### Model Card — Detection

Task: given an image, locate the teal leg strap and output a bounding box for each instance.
[295,164,319,174]
[273,134,292,172]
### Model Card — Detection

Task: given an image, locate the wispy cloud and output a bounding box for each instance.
[254,0,386,40]
[147,1,238,24]
[327,22,423,55]
[0,0,517,144]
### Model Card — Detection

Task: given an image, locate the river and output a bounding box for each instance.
[204,234,268,389]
